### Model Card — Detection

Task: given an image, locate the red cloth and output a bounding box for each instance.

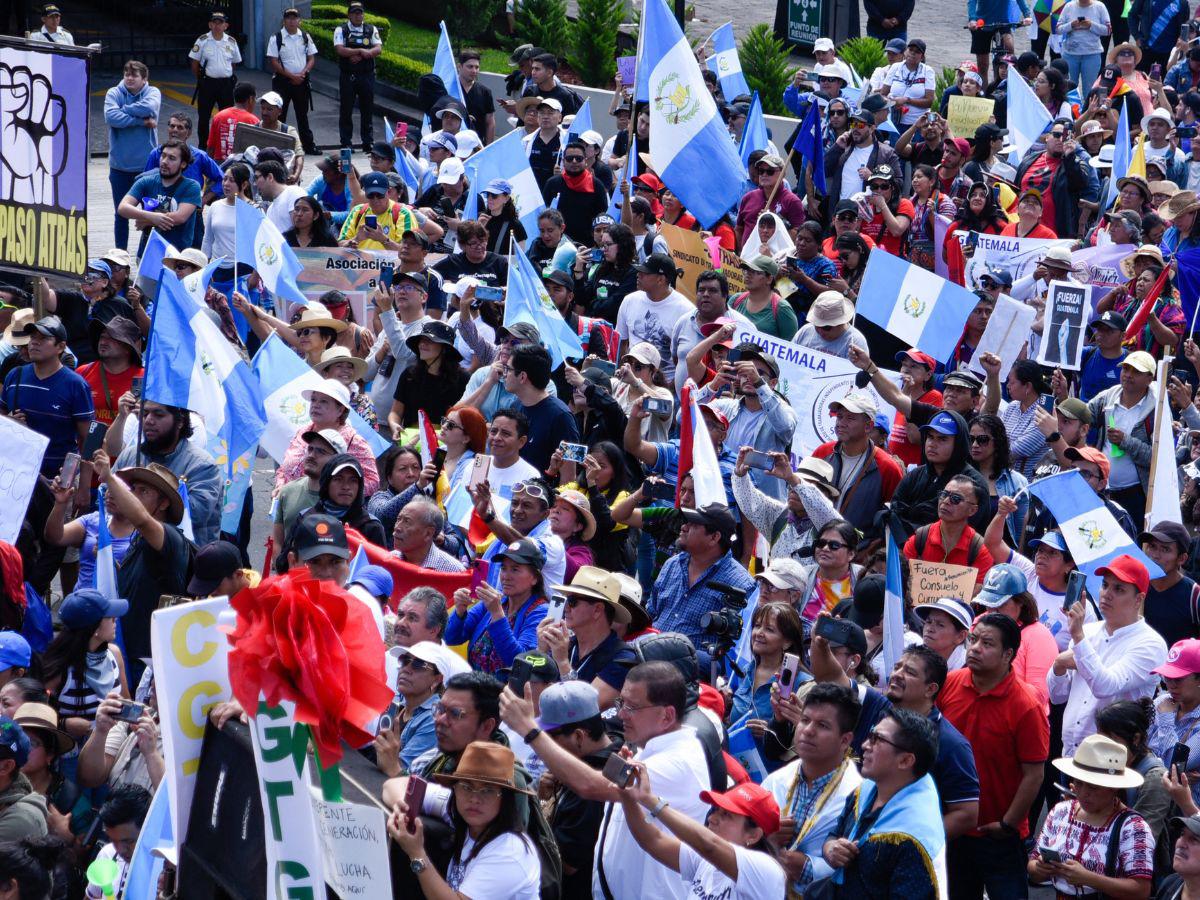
[1018,154,1062,232]
[562,168,595,193]
[902,521,995,584]
[888,389,942,467]
[821,233,876,261]
[937,668,1049,838]
[1000,222,1057,239]
[346,528,472,611]
[861,198,916,256]
[78,363,143,426]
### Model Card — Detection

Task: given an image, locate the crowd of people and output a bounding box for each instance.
[15,0,1200,897]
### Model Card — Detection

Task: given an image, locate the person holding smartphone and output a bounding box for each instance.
[1148,640,1200,807]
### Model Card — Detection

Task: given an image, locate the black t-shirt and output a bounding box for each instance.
[526,131,562,189]
[432,251,508,288]
[393,363,467,426]
[541,175,609,246]
[117,524,195,666]
[1145,575,1200,649]
[552,742,618,898]
[462,80,494,136]
[520,395,580,472]
[521,82,583,116]
[55,292,136,365]
[568,631,636,690]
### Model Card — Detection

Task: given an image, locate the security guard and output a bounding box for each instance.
[189,11,242,149]
[28,4,73,43]
[267,7,319,155]
[334,1,382,152]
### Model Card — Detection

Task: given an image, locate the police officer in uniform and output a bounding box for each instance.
[189,11,241,150]
[267,7,319,155]
[334,1,382,152]
[28,4,72,44]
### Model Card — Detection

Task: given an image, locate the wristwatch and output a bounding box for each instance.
[1046,431,1062,443]
[523,727,542,744]
[411,857,428,875]
[482,509,495,524]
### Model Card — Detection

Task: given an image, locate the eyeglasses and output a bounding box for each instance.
[864,728,905,751]
[452,782,503,799]
[462,239,488,249]
[938,490,967,505]
[613,697,663,714]
[296,328,318,337]
[564,595,591,608]
[82,274,104,284]
[599,241,615,249]
[969,434,992,445]
[400,656,435,672]
[514,480,551,502]
[814,539,849,551]
[563,155,585,162]
[818,76,841,83]
[433,702,471,721]
[1078,468,1103,482]
[440,419,462,432]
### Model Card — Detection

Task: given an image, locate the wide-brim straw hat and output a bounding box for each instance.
[13,703,74,755]
[1120,244,1166,278]
[1052,734,1144,789]
[1107,42,1142,65]
[293,303,347,334]
[313,345,367,382]
[1158,191,1200,223]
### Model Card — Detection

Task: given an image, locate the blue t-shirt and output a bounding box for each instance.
[1,364,94,474]
[1079,345,1126,402]
[519,395,580,472]
[143,147,223,194]
[127,172,203,250]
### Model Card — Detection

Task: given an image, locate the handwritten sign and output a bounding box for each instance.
[909,559,978,606]
[969,294,1037,381]
[312,796,392,898]
[0,417,48,544]
[947,95,996,138]
[660,222,745,298]
[616,56,637,86]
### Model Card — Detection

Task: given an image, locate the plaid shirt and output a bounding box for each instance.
[646,549,758,647]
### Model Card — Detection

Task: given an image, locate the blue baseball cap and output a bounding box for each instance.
[360,171,389,196]
[0,718,30,769]
[350,565,394,600]
[1029,530,1071,556]
[59,589,129,630]
[427,132,458,154]
[86,259,113,279]
[921,411,959,436]
[872,413,891,432]
[482,178,513,196]
[0,633,30,672]
[975,563,1029,608]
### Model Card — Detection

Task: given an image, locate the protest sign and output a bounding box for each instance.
[909,559,978,606]
[150,597,232,853]
[312,795,392,898]
[732,325,901,456]
[292,247,394,324]
[1037,280,1090,370]
[616,55,637,85]
[0,43,90,278]
[947,95,995,137]
[963,232,1073,289]
[0,417,48,544]
[969,294,1037,380]
[661,222,745,297]
[248,699,327,899]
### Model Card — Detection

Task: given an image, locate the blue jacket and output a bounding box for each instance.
[144,146,223,195]
[104,83,162,173]
[966,0,1030,27]
[1131,0,1189,53]
[443,594,548,674]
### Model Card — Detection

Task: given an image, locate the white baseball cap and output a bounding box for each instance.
[437,156,466,185]
[813,37,835,52]
[260,91,284,108]
[454,129,482,158]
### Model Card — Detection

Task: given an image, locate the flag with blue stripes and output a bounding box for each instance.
[96,486,119,602]
[794,97,827,195]
[1106,100,1133,210]
[707,22,750,99]
[566,99,594,142]
[464,129,544,249]
[881,515,907,678]
[856,250,978,362]
[607,136,636,221]
[234,197,308,306]
[1006,65,1053,159]
[505,248,584,369]
[639,0,747,226]
[727,721,768,783]
[1175,247,1200,327]
[145,269,267,467]
[134,229,175,296]
[177,479,194,542]
[121,779,172,900]
[435,21,466,105]
[738,91,769,169]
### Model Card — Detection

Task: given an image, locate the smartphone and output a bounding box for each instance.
[404,775,427,827]
[744,449,775,471]
[1184,22,1193,40]
[726,347,743,364]
[82,420,109,460]
[340,147,352,174]
[815,616,853,645]
[601,753,634,788]
[395,121,408,141]
[433,447,447,473]
[642,396,671,416]
[591,248,603,263]
[1175,742,1193,772]
[544,594,567,623]
[1180,125,1199,139]
[469,559,491,594]
[379,264,394,291]
[561,442,588,463]
[779,652,801,699]
[590,359,617,377]
[1039,847,1063,864]
[364,214,378,230]
[130,375,143,399]
[116,700,146,724]
[1063,569,1087,613]
[59,452,81,490]
[467,454,492,489]
[475,284,505,302]
[645,479,676,501]
[1038,393,1056,413]
[508,657,534,698]
[1151,62,1163,80]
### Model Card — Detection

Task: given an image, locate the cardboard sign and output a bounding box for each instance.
[312,795,392,898]
[969,293,1037,381]
[909,559,978,606]
[1037,279,1089,371]
[0,417,48,544]
[660,222,745,298]
[946,95,996,138]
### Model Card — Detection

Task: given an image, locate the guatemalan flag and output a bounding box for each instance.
[566,99,594,142]
[677,382,726,509]
[1006,65,1053,160]
[95,486,119,602]
[1026,470,1164,597]
[738,91,770,170]
[856,251,978,363]
[463,129,544,249]
[434,21,466,105]
[234,197,308,306]
[881,514,908,679]
[638,0,746,226]
[706,22,750,100]
[416,410,440,468]
[504,246,585,369]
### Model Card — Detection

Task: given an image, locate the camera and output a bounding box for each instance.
[699,581,750,638]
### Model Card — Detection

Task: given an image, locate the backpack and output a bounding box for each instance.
[913,523,984,566]
[731,290,784,335]
[270,27,310,66]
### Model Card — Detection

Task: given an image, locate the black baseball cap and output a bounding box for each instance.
[293,514,350,562]
[187,540,242,596]
[369,140,395,159]
[507,651,561,684]
[681,503,737,535]
[1090,310,1128,331]
[543,269,574,289]
[733,341,780,379]
[19,315,67,342]
[634,253,679,280]
[495,537,547,568]
[393,269,429,292]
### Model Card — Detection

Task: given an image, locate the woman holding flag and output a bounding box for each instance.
[43,479,135,593]
[1097,262,1183,357]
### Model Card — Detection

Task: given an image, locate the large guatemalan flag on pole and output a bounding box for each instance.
[637,0,746,227]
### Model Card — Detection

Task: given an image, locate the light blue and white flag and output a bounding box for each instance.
[727,721,768,783]
[706,22,750,100]
[234,197,308,306]
[177,479,195,542]
[121,774,172,900]
[566,98,594,142]
[505,248,584,369]
[738,91,770,169]
[1026,470,1164,596]
[881,515,908,679]
[435,21,466,105]
[145,269,267,467]
[464,129,544,249]
[607,136,636,222]
[856,250,978,362]
[180,255,225,308]
[250,332,390,463]
[95,486,119,601]
[1006,66,1053,160]
[348,544,370,581]
[639,0,747,226]
[1105,100,1133,210]
[134,230,176,296]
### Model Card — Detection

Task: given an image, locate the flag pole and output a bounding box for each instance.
[622,0,646,223]
[134,259,167,469]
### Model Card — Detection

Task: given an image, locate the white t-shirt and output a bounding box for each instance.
[1031,578,1098,650]
[615,289,696,385]
[267,185,307,234]
[445,832,541,900]
[487,455,540,501]
[840,145,873,200]
[885,61,936,126]
[677,843,786,900]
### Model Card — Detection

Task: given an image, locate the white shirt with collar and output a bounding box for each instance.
[189,32,241,78]
[266,27,318,75]
[29,26,73,44]
[1047,617,1167,755]
[592,725,711,900]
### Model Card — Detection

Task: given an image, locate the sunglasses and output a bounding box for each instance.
[829,109,848,116]
[514,481,551,502]
[849,120,869,130]
[296,328,319,337]
[969,434,992,445]
[869,182,892,191]
[938,490,967,505]
[814,539,849,551]
[440,419,462,431]
[400,656,435,672]
[864,728,905,751]
[836,213,857,222]
[563,155,585,162]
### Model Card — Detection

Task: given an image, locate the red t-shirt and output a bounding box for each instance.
[902,520,995,584]
[821,233,877,261]
[937,668,1050,838]
[860,198,915,257]
[207,108,260,162]
[77,363,143,426]
[888,388,942,467]
[1000,221,1058,239]
[1019,154,1062,233]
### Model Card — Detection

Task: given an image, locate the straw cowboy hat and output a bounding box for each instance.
[313,346,367,382]
[1107,41,1142,65]
[13,703,74,756]
[116,463,185,524]
[433,741,534,795]
[551,565,630,625]
[1158,190,1200,223]
[554,489,598,542]
[1120,244,1166,279]
[2,309,34,346]
[1052,734,1144,789]
[293,302,347,334]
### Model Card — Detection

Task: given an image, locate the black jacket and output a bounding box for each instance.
[889,410,992,535]
[863,0,914,25]
[306,454,387,546]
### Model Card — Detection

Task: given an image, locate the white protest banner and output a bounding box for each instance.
[312,794,392,898]
[1008,241,1134,306]
[1037,280,1090,370]
[969,294,1037,381]
[249,699,327,899]
[150,597,232,853]
[0,417,48,544]
[732,325,901,456]
[963,232,1073,290]
[909,560,978,605]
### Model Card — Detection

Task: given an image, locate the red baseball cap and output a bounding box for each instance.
[699,403,729,428]
[1095,554,1150,594]
[944,137,971,157]
[1153,638,1200,679]
[699,782,781,835]
[895,349,937,370]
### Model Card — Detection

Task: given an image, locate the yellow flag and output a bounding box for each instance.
[1128,133,1147,180]
[997,182,1019,222]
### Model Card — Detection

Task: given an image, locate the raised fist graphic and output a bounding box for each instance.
[0,63,68,207]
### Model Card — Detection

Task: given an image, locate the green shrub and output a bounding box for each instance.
[933,65,956,116]
[445,0,501,43]
[740,23,796,115]
[838,36,887,80]
[514,0,571,58]
[569,0,623,87]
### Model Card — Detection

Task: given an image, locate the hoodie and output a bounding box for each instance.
[0,774,48,842]
[104,82,162,173]
[888,409,991,535]
[306,454,387,547]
